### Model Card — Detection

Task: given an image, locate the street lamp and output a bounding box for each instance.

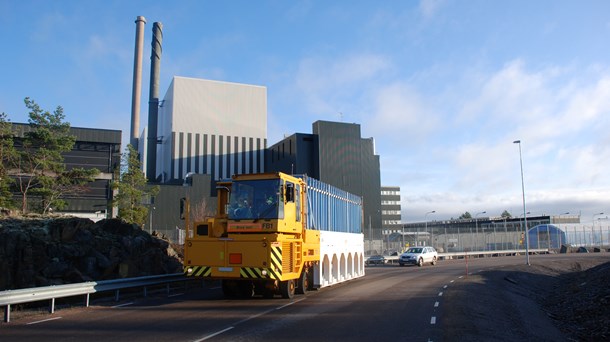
[593,212,604,245]
[475,211,486,251]
[593,212,604,229]
[514,140,530,265]
[424,211,436,247]
[149,206,156,234]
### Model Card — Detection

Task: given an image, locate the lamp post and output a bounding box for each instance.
[475,211,486,251]
[149,206,156,234]
[514,140,530,265]
[593,212,604,247]
[592,212,604,230]
[425,210,436,247]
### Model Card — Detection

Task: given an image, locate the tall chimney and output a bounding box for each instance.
[146,22,163,182]
[130,16,146,150]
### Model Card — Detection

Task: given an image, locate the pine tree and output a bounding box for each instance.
[0,112,16,208]
[16,98,77,213]
[113,144,159,226]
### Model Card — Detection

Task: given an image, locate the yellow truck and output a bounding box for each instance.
[183,172,364,298]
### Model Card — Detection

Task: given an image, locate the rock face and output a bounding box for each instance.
[0,217,183,291]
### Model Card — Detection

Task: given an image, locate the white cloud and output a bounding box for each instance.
[294,53,391,115]
[419,0,446,20]
[366,82,440,144]
[390,61,610,222]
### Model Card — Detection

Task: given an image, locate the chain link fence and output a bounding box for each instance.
[367,223,610,256]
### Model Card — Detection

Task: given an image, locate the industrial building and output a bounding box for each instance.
[141,76,267,186]
[117,17,385,242]
[11,123,121,219]
[266,121,382,239]
[381,186,402,235]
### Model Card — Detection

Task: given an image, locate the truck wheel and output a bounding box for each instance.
[296,269,309,295]
[280,280,295,299]
[237,280,254,299]
[222,280,237,298]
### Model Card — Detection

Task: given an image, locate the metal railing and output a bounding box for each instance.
[379,248,550,263]
[0,273,190,323]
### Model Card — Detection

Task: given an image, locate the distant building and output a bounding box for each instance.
[11,123,121,219]
[381,186,402,234]
[266,120,382,238]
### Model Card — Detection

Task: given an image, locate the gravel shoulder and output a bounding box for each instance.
[442,254,610,342]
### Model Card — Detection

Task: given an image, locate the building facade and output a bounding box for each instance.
[266,120,382,238]
[11,123,121,218]
[142,76,267,185]
[381,186,402,234]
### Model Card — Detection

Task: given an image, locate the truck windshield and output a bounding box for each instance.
[228,179,281,220]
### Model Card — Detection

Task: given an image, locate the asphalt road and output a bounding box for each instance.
[0,255,578,342]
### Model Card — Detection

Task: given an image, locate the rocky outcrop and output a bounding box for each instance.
[0,217,183,291]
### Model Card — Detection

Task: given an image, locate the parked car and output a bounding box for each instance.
[398,247,438,267]
[366,255,386,266]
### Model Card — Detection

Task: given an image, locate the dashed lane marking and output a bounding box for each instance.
[26,317,62,325]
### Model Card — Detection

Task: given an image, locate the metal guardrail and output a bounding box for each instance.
[372,248,550,263]
[0,273,189,323]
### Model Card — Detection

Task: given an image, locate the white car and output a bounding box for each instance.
[398,246,438,267]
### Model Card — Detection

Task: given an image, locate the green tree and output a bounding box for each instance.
[0,112,16,208]
[113,144,159,226]
[15,98,78,213]
[459,211,472,219]
[37,167,100,214]
[501,210,512,219]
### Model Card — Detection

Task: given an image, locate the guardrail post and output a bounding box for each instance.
[4,304,10,323]
[50,298,55,314]
[166,284,170,296]
[144,287,148,297]
[115,289,120,302]
[85,293,90,307]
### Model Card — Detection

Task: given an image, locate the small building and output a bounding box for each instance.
[11,123,121,219]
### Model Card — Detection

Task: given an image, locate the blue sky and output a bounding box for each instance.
[1,1,609,224]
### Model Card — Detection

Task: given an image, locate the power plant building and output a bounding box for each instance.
[266,121,382,238]
[141,76,267,184]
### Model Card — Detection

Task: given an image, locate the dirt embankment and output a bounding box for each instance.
[443,255,610,341]
[0,217,183,291]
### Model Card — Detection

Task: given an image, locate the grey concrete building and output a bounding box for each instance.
[11,123,121,219]
[141,76,268,240]
[141,76,267,185]
[266,120,382,238]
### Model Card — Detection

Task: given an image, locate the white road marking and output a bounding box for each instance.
[434,301,439,307]
[195,327,234,341]
[197,297,306,340]
[438,292,443,296]
[169,293,184,297]
[26,317,62,325]
[443,285,448,289]
[430,316,436,324]
[112,302,134,308]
